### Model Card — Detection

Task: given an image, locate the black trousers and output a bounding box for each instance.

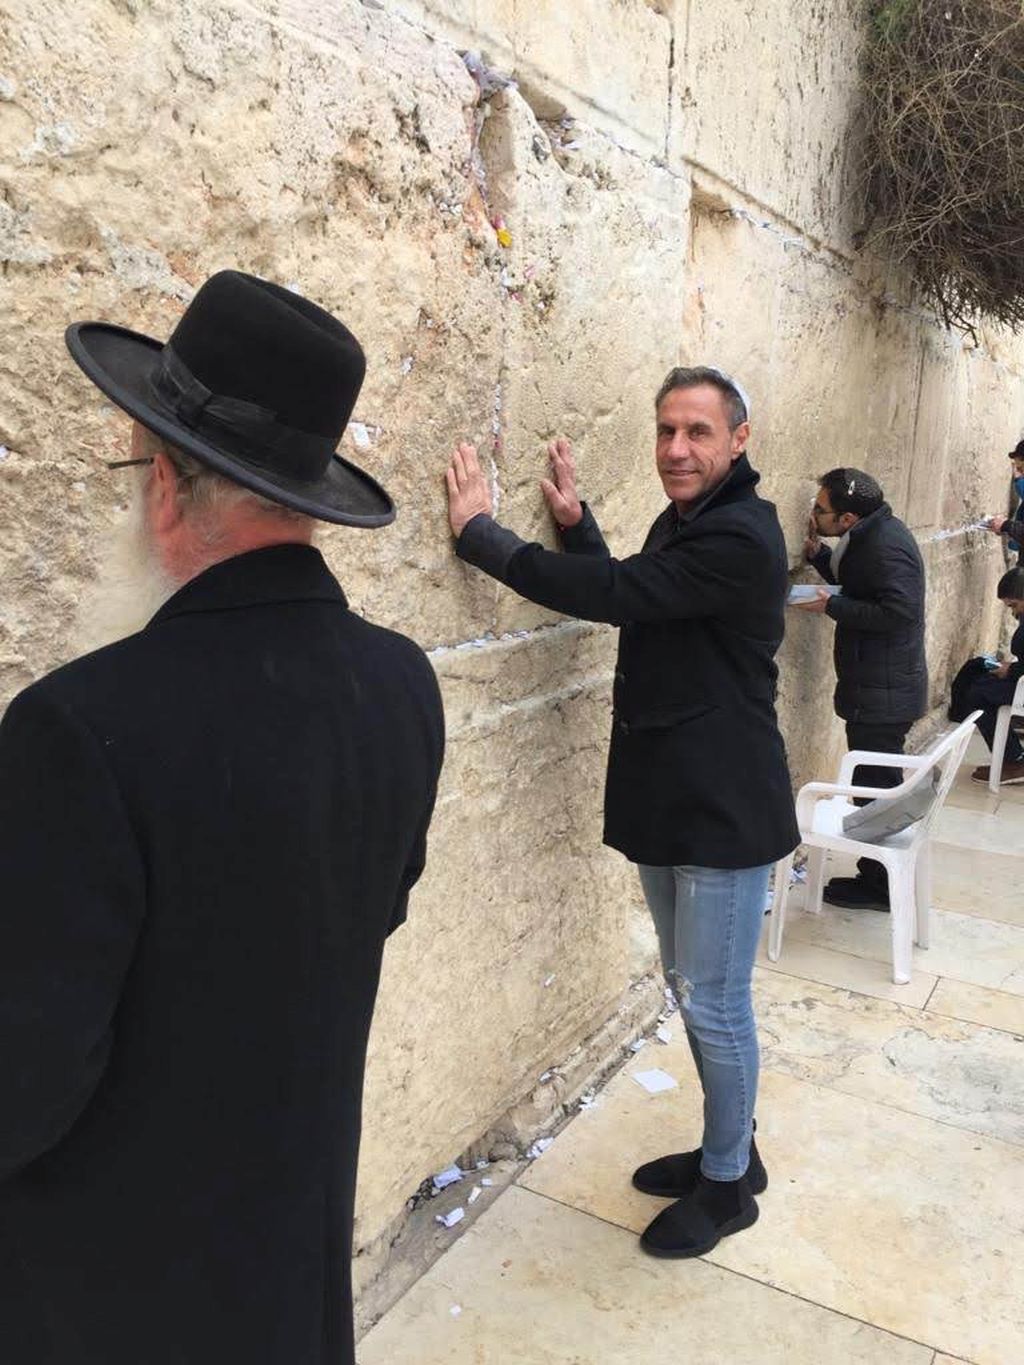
[845,720,911,892]
[963,674,1024,763]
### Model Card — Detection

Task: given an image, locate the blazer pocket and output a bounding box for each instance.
[624,702,718,732]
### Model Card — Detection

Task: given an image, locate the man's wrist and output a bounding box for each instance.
[455,511,492,540]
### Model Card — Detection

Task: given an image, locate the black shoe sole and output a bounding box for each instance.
[640,1200,759,1259]
[633,1166,768,1198]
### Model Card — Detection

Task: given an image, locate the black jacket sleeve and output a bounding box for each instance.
[456,511,764,626]
[810,545,837,585]
[0,685,145,1179]
[825,539,923,636]
[558,503,611,558]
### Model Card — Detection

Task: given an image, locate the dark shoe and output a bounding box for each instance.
[640,1175,759,1259]
[823,875,890,912]
[972,761,1024,786]
[632,1126,767,1198]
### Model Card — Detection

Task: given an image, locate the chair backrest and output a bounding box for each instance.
[846,712,980,847]
[910,711,982,839]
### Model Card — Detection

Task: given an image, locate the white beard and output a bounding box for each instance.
[71,481,179,656]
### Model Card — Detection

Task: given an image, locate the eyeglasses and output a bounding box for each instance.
[105,457,154,470]
[811,504,840,521]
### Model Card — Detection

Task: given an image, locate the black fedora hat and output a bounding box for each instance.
[65,270,395,527]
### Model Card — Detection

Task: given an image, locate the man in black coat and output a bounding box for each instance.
[797,468,927,911]
[446,367,799,1260]
[0,272,444,1365]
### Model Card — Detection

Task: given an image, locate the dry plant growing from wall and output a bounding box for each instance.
[861,0,1024,332]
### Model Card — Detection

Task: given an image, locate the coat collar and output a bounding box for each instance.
[147,543,347,628]
[846,502,893,542]
[676,452,761,525]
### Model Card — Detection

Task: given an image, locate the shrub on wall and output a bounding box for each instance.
[862,0,1024,332]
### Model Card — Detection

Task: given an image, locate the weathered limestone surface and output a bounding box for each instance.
[2,0,1023,1274]
[674,0,866,248]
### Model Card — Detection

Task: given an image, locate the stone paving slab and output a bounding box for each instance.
[358,1185,935,1365]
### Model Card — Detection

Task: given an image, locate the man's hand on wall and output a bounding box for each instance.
[986,514,1008,534]
[539,437,583,529]
[446,443,494,537]
[803,514,822,561]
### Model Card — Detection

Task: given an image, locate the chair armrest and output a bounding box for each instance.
[1014,675,1024,706]
[795,763,940,829]
[836,750,916,785]
[796,779,908,829]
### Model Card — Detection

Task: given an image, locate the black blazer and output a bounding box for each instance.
[458,455,799,868]
[811,503,928,724]
[0,545,444,1365]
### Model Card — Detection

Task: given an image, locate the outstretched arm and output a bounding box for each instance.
[447,445,760,626]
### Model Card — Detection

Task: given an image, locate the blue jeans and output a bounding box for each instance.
[637,862,771,1181]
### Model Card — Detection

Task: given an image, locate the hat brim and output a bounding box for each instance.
[65,322,396,528]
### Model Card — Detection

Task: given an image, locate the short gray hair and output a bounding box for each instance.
[655,366,749,431]
[135,427,311,528]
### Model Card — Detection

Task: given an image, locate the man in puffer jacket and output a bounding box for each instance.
[795,468,927,911]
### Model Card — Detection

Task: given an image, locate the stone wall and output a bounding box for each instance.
[2,0,1022,1281]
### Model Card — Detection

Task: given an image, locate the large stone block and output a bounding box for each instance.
[460,87,687,635]
[0,0,521,675]
[387,0,673,158]
[355,622,644,1247]
[672,0,866,251]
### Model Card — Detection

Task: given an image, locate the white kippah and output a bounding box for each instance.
[706,366,751,422]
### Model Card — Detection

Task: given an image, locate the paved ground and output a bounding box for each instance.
[359,733,1024,1365]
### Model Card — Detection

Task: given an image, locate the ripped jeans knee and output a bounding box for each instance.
[666,968,693,1012]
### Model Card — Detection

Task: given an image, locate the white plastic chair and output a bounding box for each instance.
[768,713,981,985]
[988,675,1024,792]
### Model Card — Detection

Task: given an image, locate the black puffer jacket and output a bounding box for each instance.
[811,504,927,724]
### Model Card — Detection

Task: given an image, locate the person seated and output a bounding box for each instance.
[964,567,1024,786]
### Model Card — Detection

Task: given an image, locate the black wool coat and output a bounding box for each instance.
[458,455,799,869]
[0,545,444,1365]
[811,503,928,724]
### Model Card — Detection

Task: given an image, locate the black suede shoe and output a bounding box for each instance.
[632,1125,767,1198]
[640,1175,759,1259]
[823,875,890,912]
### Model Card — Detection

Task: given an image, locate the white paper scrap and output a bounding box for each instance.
[468,1185,482,1205]
[450,1305,462,1318]
[655,1025,672,1045]
[526,1138,553,1160]
[348,421,375,450]
[787,584,841,603]
[543,974,556,988]
[475,1158,490,1170]
[633,1068,678,1095]
[480,1177,494,1187]
[538,1071,553,1083]
[629,1038,647,1053]
[435,1207,465,1229]
[432,1164,463,1192]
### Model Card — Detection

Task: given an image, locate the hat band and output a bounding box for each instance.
[150,345,336,483]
